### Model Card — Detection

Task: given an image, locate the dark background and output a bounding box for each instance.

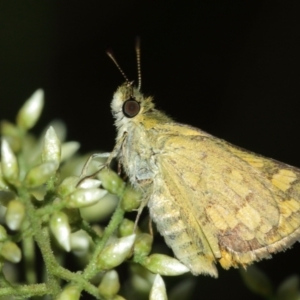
[1,1,300,299]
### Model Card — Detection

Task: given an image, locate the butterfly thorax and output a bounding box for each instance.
[111,83,172,190]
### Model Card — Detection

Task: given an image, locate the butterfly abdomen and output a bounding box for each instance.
[148,189,218,277]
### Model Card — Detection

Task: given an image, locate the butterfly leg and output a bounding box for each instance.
[79,152,111,179]
[148,217,153,236]
[78,133,128,185]
[117,160,122,175]
[133,197,148,232]
[132,185,153,232]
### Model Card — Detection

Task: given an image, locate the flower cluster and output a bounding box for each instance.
[0,90,190,300]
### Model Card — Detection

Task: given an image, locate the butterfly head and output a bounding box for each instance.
[111,82,155,129]
[108,39,169,130]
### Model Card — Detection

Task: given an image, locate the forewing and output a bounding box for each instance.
[150,123,300,273]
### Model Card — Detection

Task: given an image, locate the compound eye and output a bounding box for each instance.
[123,99,140,118]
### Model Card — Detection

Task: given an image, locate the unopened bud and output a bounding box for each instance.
[70,230,90,255]
[118,219,136,237]
[5,199,25,230]
[121,185,141,212]
[65,188,107,208]
[16,89,44,130]
[140,254,189,276]
[98,270,120,298]
[98,169,125,196]
[50,212,71,252]
[239,265,272,298]
[149,274,167,300]
[134,233,153,258]
[61,142,80,162]
[0,241,22,263]
[97,234,136,271]
[277,275,300,300]
[77,178,101,189]
[42,126,61,169]
[24,161,57,188]
[1,121,22,153]
[57,176,79,197]
[55,284,81,300]
[1,139,19,183]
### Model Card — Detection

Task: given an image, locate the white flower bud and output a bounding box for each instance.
[140,254,189,276]
[65,188,107,208]
[131,271,153,294]
[57,176,79,197]
[118,218,137,237]
[149,275,167,300]
[121,185,142,212]
[98,270,120,298]
[42,126,61,169]
[277,275,300,300]
[98,169,125,196]
[1,121,22,153]
[97,234,136,270]
[80,193,118,222]
[0,241,22,263]
[50,212,71,252]
[1,139,19,183]
[134,233,153,258]
[239,265,272,298]
[55,284,81,300]
[16,89,44,130]
[5,200,25,230]
[46,120,67,143]
[61,142,80,162]
[70,230,90,255]
[0,166,11,191]
[77,178,101,189]
[30,185,47,201]
[24,161,57,188]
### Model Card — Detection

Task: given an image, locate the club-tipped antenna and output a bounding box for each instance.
[106,49,130,84]
[135,37,142,90]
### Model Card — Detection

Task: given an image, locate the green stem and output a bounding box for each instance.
[80,220,101,243]
[18,188,101,299]
[22,236,37,284]
[36,201,67,217]
[83,203,125,280]
[0,284,48,298]
[19,188,61,296]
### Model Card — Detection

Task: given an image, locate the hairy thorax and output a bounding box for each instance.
[118,121,160,190]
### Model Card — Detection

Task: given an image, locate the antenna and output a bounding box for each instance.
[135,37,142,90]
[106,49,130,84]
[107,39,142,89]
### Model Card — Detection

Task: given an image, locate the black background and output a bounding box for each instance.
[1,1,300,299]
